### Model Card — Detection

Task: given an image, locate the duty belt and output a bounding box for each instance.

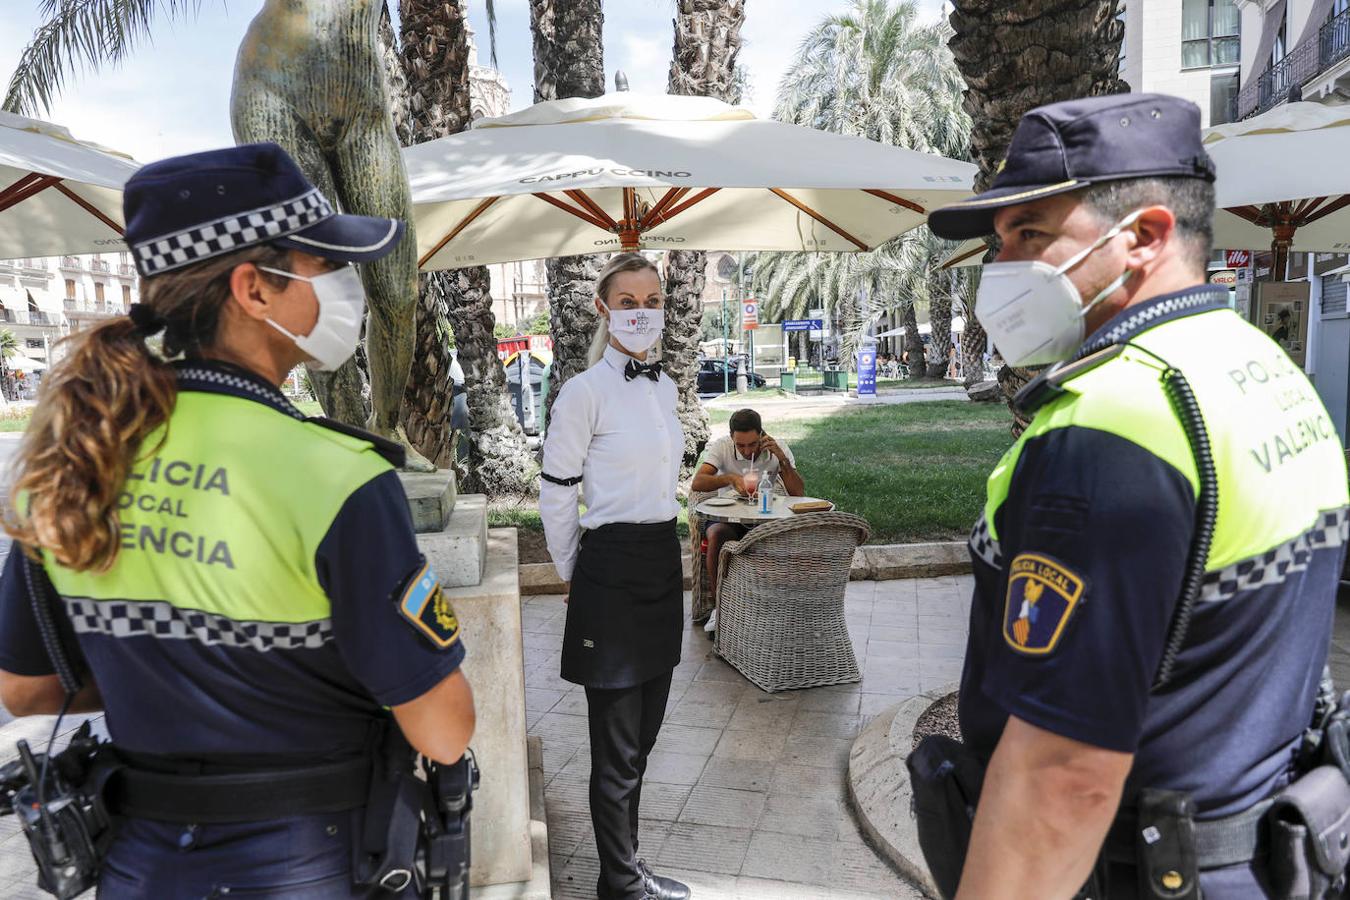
[1103,798,1275,869]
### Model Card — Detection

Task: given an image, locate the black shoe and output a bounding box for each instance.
[637,858,691,900]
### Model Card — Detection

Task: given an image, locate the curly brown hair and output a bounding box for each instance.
[2,244,290,572]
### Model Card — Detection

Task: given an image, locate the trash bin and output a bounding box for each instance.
[780,371,796,393]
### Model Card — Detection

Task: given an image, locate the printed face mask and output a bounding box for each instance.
[607,307,665,354]
[259,265,365,371]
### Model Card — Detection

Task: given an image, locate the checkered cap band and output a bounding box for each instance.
[968,514,1002,570]
[1200,507,1349,603]
[64,596,332,652]
[133,189,334,276]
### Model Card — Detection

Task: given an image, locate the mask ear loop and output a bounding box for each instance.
[1053,208,1147,319]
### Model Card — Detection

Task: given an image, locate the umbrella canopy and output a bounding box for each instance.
[6,352,47,372]
[875,316,966,338]
[406,92,976,269]
[1204,102,1350,276]
[0,112,138,260]
[939,238,987,270]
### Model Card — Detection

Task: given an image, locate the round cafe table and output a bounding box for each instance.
[694,494,834,526]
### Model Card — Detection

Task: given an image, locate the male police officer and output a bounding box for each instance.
[922,94,1349,897]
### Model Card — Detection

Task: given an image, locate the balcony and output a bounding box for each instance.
[59,256,81,270]
[118,264,136,277]
[1238,8,1350,119]
[0,309,59,327]
[89,259,109,273]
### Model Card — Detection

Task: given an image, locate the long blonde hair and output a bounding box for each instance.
[588,252,662,367]
[2,244,289,572]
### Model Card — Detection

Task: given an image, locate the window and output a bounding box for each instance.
[122,285,132,309]
[1272,9,1287,66]
[1183,0,1240,67]
[64,279,75,300]
[25,339,42,350]
[1210,71,1239,124]
[94,282,105,304]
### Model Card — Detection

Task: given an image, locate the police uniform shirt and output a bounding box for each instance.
[699,434,796,493]
[0,361,465,759]
[959,286,1349,819]
[541,345,683,582]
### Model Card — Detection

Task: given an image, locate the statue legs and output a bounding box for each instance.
[331,117,433,472]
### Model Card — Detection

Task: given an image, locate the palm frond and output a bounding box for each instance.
[5,0,208,115]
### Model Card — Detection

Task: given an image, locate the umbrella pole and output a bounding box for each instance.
[1271,223,1296,282]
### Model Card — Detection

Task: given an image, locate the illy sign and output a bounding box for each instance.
[1225,249,1251,269]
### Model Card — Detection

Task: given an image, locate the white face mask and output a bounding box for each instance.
[606,307,665,354]
[259,265,366,371]
[975,209,1144,367]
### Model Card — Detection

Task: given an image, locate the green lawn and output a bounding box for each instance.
[497,402,1012,546]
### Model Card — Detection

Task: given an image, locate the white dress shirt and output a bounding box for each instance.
[699,435,796,494]
[540,344,684,581]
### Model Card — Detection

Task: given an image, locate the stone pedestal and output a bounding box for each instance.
[399,470,488,589]
[399,469,458,533]
[423,528,548,896]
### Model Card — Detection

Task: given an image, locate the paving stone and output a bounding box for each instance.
[655,822,753,876]
[867,624,920,643]
[771,763,847,800]
[779,735,854,770]
[699,757,774,793]
[678,785,767,829]
[866,638,921,661]
[755,792,846,837]
[694,658,747,684]
[712,728,789,763]
[790,711,861,740]
[726,695,800,732]
[644,750,711,786]
[667,696,737,729]
[534,711,591,745]
[919,640,968,660]
[798,689,861,715]
[739,830,836,886]
[656,723,724,757]
[524,687,565,713]
[637,782,694,823]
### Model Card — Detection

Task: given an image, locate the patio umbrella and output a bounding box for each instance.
[405,92,976,269]
[1204,102,1350,278]
[0,112,139,260]
[938,238,987,270]
[6,353,47,373]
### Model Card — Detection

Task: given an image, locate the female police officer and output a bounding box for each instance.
[0,143,474,897]
[541,253,690,900]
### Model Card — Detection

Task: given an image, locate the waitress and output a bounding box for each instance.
[540,252,690,900]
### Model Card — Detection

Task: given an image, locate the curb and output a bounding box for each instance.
[519,541,971,595]
[846,683,960,900]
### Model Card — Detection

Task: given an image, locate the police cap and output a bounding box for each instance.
[928,93,1216,241]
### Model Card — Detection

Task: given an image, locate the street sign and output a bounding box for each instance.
[857,349,877,397]
[1225,249,1251,268]
[782,319,824,332]
[743,300,759,331]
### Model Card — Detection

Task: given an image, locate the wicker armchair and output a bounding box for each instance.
[686,487,719,624]
[713,511,871,692]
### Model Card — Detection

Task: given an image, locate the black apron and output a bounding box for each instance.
[561,520,683,689]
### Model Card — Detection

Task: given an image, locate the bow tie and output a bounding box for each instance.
[624,359,662,382]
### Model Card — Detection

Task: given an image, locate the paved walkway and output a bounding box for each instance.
[524,576,974,900]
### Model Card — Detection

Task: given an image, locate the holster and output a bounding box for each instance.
[1267,766,1350,900]
[906,735,986,900]
[1134,789,1201,900]
[352,723,422,895]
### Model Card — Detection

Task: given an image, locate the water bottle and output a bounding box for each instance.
[758,469,774,515]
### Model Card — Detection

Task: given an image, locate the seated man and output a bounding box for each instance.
[691,408,805,631]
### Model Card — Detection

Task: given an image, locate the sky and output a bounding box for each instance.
[0,0,945,165]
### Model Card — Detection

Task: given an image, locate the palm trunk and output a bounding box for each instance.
[926,288,953,378]
[664,0,745,468]
[948,0,1125,434]
[902,303,924,377]
[399,0,534,493]
[532,0,607,420]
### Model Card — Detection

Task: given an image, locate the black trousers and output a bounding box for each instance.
[585,670,674,900]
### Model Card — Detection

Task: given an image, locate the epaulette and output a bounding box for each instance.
[305,416,407,469]
[1013,344,1127,418]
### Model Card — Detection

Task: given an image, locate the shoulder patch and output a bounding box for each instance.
[1003,553,1086,655]
[397,560,461,649]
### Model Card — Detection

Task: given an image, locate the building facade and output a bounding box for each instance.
[1120,0,1243,126]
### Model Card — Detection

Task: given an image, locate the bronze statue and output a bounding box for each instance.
[231,0,434,471]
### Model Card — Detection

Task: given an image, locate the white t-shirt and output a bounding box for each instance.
[700,434,795,493]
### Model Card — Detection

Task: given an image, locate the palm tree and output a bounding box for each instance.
[947,0,1126,432]
[531,0,606,421]
[664,0,746,469]
[0,329,16,402]
[750,0,972,377]
[396,0,534,495]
